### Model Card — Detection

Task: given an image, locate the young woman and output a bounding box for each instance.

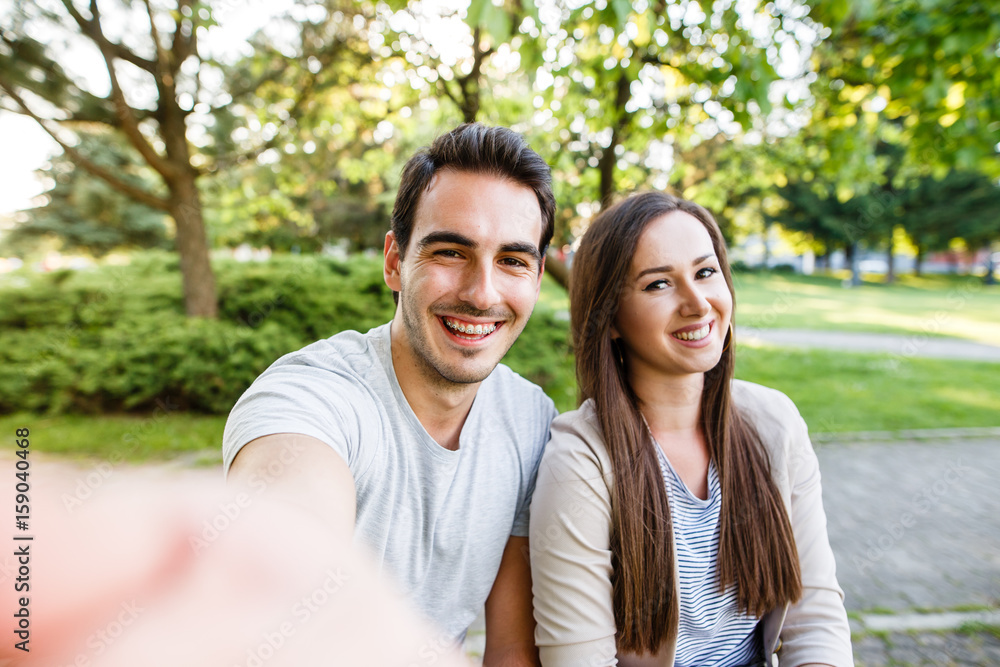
[529,192,852,667]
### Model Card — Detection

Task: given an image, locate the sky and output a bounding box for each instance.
[0,0,297,217]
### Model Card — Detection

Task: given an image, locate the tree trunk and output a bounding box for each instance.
[762,221,771,269]
[598,74,632,211]
[915,245,924,276]
[159,67,219,318]
[545,250,570,290]
[846,242,861,286]
[885,232,895,284]
[168,173,218,318]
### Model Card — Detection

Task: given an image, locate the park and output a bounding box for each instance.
[1,0,999,665]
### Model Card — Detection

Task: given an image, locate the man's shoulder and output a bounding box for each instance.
[485,363,557,413]
[273,324,386,372]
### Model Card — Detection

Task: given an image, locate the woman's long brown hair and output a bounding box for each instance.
[570,192,802,654]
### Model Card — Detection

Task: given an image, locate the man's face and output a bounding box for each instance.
[384,170,545,387]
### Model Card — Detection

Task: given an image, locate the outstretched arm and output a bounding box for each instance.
[227,432,357,536]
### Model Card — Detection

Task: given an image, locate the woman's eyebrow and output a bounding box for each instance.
[634,254,715,280]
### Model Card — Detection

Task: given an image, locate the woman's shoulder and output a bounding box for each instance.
[551,398,600,433]
[543,400,613,474]
[731,378,801,417]
[730,379,807,440]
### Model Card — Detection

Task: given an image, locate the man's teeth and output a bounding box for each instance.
[673,324,710,341]
[445,319,497,335]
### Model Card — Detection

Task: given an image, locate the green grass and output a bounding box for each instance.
[732,271,1000,344]
[736,343,1000,433]
[0,411,225,464]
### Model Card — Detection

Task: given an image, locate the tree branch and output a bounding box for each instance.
[171,0,197,65]
[0,81,170,212]
[58,0,157,74]
[141,0,169,73]
[82,0,175,179]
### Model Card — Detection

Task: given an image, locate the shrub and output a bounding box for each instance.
[0,252,575,414]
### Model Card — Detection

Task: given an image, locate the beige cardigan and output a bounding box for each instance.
[529,380,854,667]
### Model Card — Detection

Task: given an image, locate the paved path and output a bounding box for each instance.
[741,327,1000,362]
[817,435,1000,615]
[815,433,1000,666]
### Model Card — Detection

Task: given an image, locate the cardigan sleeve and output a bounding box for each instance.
[772,397,854,667]
[529,407,620,667]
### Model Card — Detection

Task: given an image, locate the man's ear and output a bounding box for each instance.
[384,231,402,292]
[535,254,546,295]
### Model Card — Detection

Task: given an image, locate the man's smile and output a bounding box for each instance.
[441,316,502,341]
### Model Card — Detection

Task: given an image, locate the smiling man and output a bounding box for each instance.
[223,124,557,665]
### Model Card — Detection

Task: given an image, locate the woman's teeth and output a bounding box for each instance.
[673,324,710,341]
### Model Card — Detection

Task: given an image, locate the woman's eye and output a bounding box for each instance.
[643,279,669,291]
[696,267,717,279]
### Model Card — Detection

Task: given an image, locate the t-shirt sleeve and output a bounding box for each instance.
[222,360,372,475]
[509,396,558,537]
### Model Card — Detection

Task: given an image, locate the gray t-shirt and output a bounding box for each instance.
[222,322,557,639]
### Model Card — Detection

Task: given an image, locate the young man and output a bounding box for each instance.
[224,123,557,665]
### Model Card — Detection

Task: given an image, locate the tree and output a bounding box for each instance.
[0,0,374,317]
[525,0,807,217]
[901,170,1000,276]
[8,130,170,256]
[807,0,1000,178]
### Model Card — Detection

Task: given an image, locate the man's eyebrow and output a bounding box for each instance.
[635,253,715,280]
[417,231,477,250]
[500,242,543,266]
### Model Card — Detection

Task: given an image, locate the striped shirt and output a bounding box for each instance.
[655,446,760,666]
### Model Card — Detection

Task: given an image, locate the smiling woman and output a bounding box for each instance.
[529,191,853,667]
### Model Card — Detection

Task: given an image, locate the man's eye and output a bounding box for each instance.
[642,279,669,291]
[501,257,529,268]
[435,249,462,258]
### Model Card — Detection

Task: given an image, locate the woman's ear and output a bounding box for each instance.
[610,324,620,341]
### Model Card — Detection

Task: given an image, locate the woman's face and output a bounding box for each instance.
[612,210,733,381]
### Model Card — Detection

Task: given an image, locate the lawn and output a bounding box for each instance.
[735,343,1000,434]
[732,272,1000,344]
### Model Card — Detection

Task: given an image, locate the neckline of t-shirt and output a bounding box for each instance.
[375,322,475,461]
[653,443,715,508]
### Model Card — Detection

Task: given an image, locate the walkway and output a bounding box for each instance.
[817,431,1000,665]
[740,327,1000,362]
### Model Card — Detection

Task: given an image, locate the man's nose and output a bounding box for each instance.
[459,262,501,310]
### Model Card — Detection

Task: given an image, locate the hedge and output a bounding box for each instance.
[0,252,575,414]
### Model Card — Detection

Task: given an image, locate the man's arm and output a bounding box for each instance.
[483,536,540,667]
[227,433,357,536]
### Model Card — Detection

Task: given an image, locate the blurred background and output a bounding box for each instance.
[1,0,998,663]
